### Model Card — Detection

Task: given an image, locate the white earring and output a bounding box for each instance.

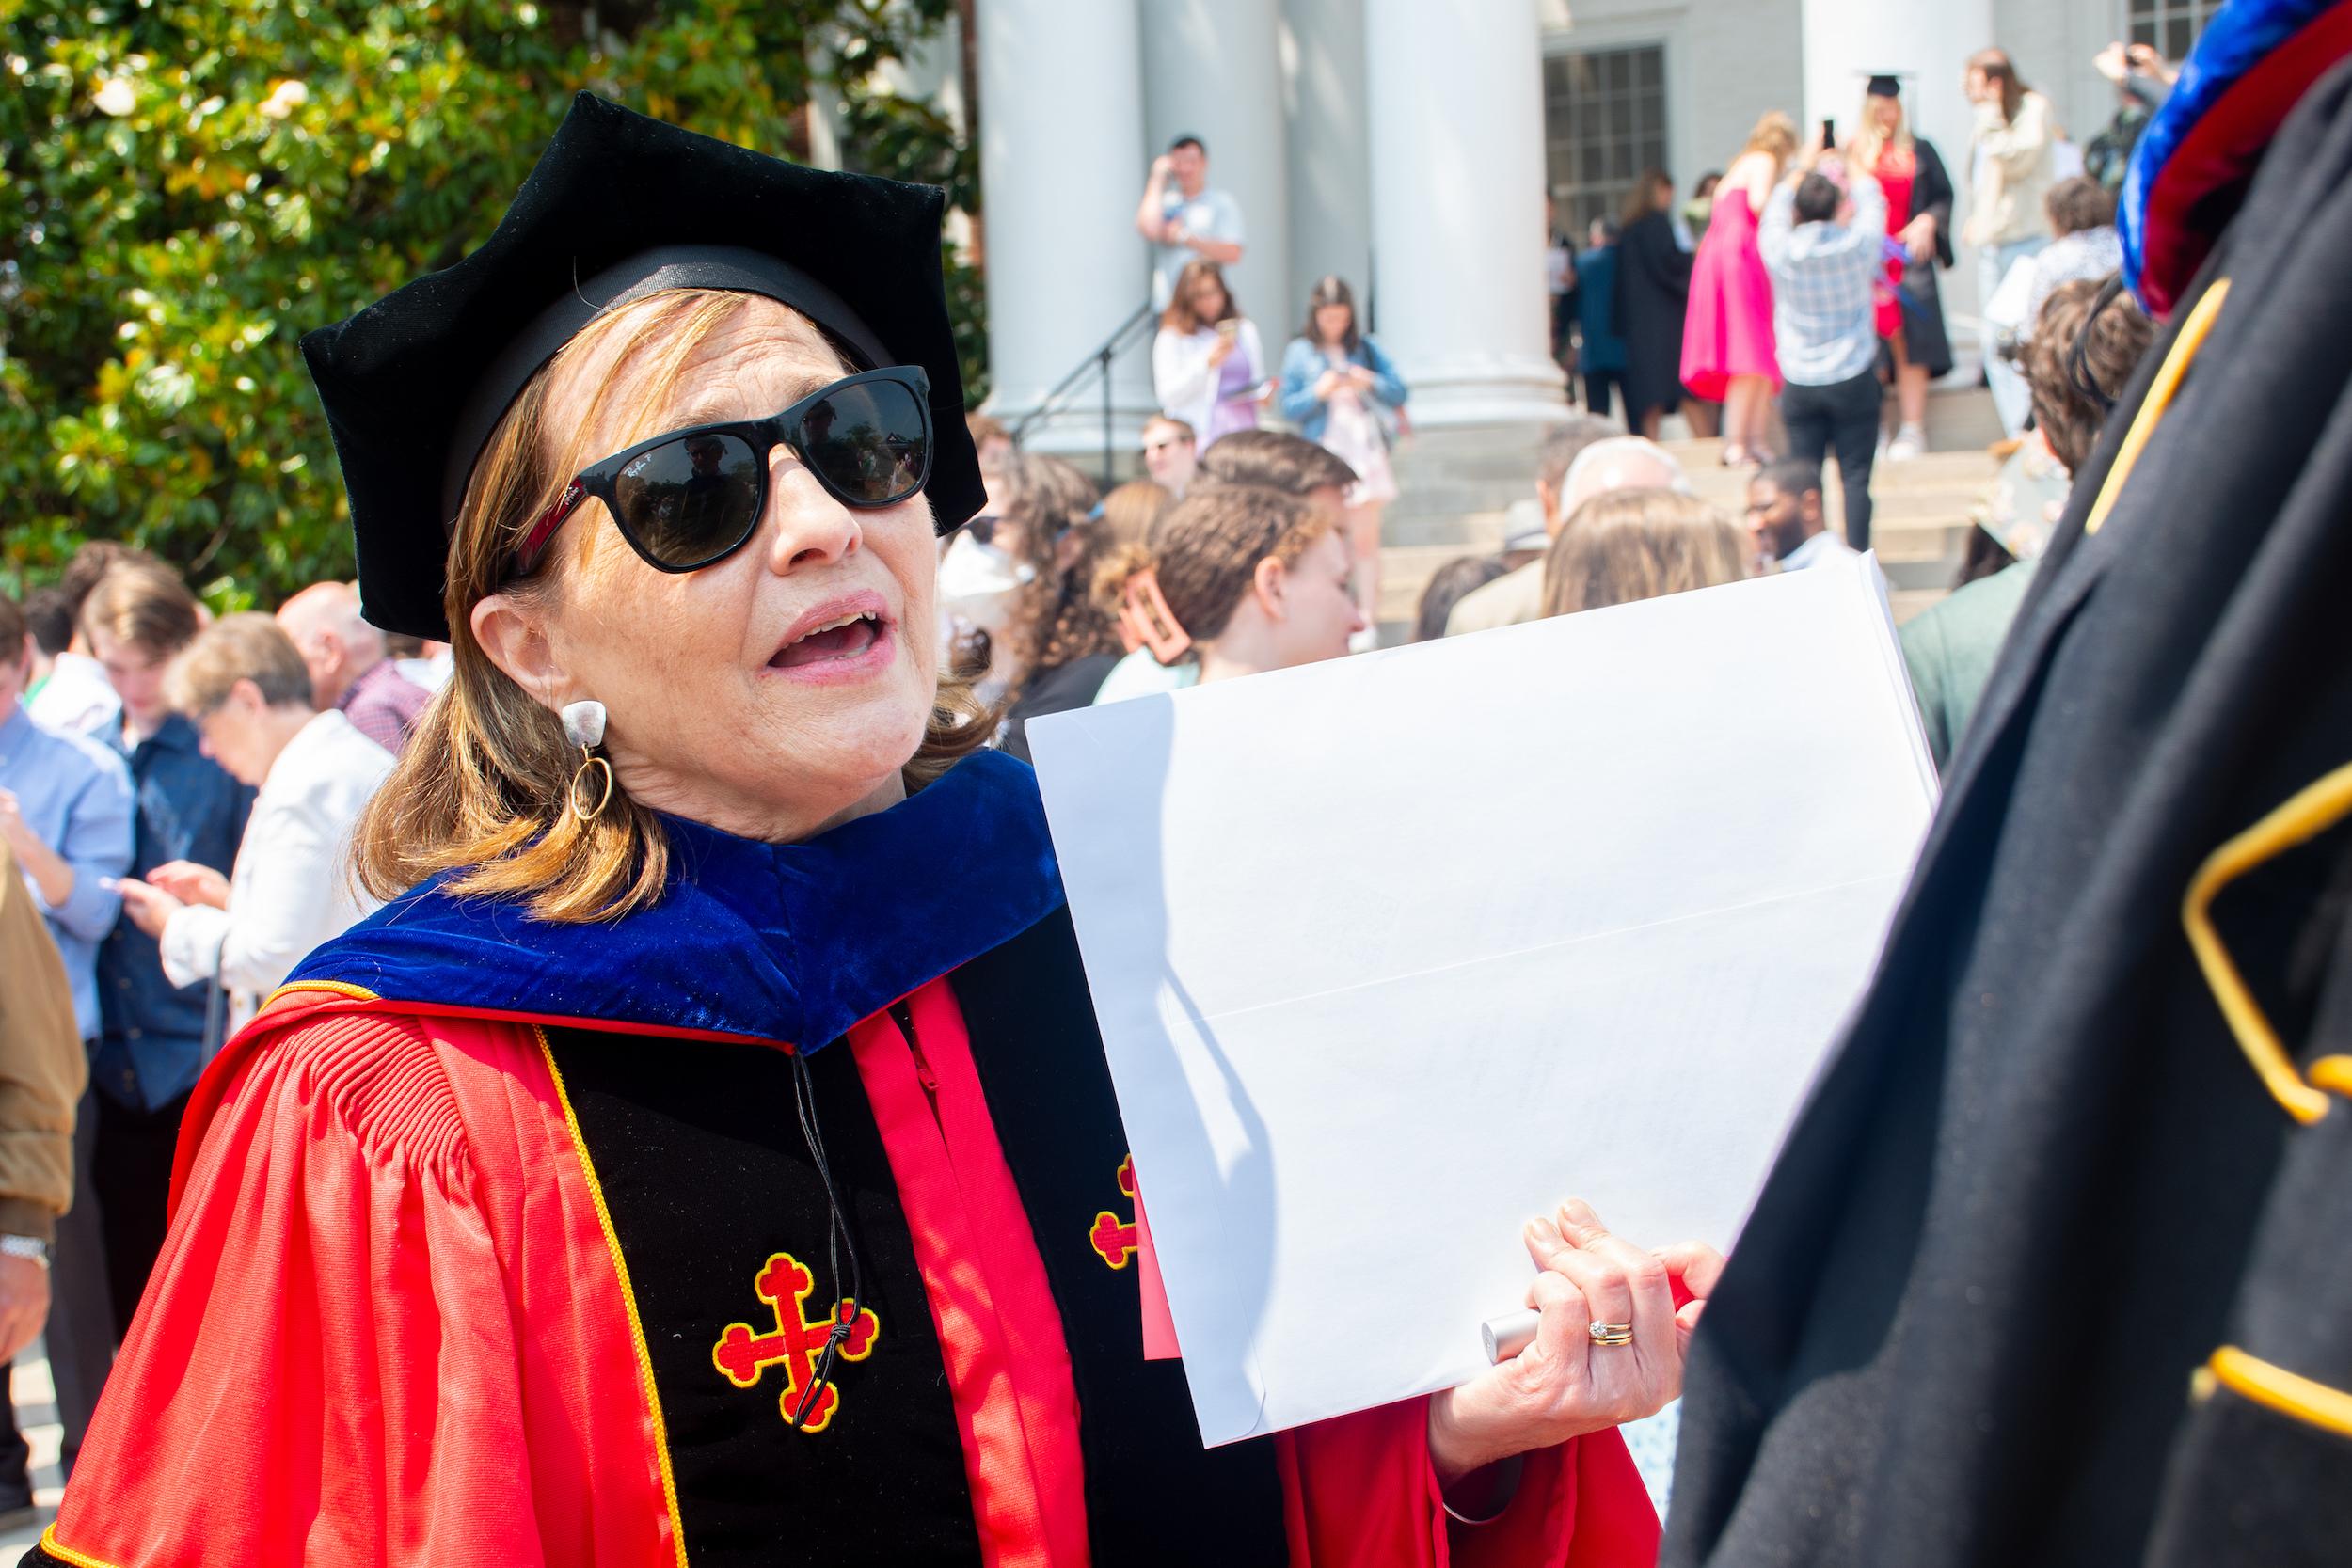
[560,700,612,822]
[561,700,607,749]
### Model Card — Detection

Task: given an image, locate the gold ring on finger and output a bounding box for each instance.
[1588,1322,1635,1347]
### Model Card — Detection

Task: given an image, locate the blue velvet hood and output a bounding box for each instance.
[2120,0,2352,312]
[283,749,1065,1053]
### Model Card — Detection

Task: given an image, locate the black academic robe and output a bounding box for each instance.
[1663,57,2352,1568]
[1612,211,1693,423]
[1893,136,1956,378]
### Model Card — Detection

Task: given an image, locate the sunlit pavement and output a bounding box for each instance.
[0,1344,66,1554]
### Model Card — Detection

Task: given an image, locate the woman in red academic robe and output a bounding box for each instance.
[32,95,1714,1568]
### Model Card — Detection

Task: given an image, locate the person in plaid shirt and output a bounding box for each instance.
[275,579,431,753]
[1758,153,1888,550]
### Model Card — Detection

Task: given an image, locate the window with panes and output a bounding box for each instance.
[2127,0,2220,62]
[1544,45,1668,241]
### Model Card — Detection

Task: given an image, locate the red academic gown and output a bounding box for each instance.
[32,755,1659,1567]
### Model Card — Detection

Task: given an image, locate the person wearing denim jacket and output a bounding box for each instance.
[1279,276,1408,641]
[1277,332,1408,442]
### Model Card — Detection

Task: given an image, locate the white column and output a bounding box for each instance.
[1139,0,1293,337]
[977,0,1157,455]
[1801,0,1995,341]
[1363,0,1566,428]
[1280,0,1371,316]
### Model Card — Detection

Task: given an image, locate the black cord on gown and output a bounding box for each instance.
[785,1045,867,1431]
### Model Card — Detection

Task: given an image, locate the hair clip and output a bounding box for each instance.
[1119,568,1193,665]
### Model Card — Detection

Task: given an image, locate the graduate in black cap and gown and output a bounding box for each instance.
[1663,5,2352,1565]
[31,96,1692,1568]
[1849,72,1954,459]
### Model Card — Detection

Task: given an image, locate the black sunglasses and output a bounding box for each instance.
[511,365,933,578]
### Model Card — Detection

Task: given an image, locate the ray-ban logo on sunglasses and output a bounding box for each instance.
[622,455,654,479]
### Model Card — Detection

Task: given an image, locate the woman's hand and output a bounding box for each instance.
[148,860,230,910]
[115,877,186,940]
[1426,1197,1724,1487]
[1313,368,1346,401]
[1900,212,1937,264]
[1206,335,1236,369]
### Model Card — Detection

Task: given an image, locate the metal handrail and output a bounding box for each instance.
[1009,298,1157,483]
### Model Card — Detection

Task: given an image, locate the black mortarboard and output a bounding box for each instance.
[300,92,982,641]
[1863,71,1909,98]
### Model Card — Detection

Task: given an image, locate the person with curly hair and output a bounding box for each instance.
[1900,277,2153,770]
[999,457,1131,762]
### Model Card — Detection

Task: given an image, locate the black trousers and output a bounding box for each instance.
[1780,369,1881,551]
[93,1089,189,1328]
[1582,369,1621,420]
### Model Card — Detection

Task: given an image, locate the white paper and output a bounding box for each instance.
[1028,554,1937,1445]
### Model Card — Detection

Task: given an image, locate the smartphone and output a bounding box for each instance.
[1216,319,1240,341]
[1820,118,1837,150]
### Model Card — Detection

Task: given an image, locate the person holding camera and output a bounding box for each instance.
[1757,146,1889,551]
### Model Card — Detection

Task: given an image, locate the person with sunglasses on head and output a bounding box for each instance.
[33,97,1684,1568]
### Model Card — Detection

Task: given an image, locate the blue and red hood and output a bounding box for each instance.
[277,746,1065,1053]
[2122,0,2352,315]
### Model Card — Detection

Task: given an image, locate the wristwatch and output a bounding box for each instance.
[0,1236,51,1269]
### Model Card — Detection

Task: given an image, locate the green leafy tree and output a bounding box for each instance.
[0,0,980,610]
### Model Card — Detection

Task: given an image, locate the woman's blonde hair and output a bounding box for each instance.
[350,288,992,923]
[1745,111,1800,166]
[1850,88,1913,176]
[166,612,315,714]
[1541,489,1751,617]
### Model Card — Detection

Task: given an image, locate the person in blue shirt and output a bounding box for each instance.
[1279,276,1407,641]
[1575,217,1630,420]
[80,563,252,1329]
[0,589,132,1493]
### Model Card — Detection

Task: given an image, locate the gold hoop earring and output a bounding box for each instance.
[570,750,614,822]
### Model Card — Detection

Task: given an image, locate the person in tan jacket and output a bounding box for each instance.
[0,838,87,1518]
[1964,48,2060,437]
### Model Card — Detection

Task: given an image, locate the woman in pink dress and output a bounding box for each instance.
[1682,112,1797,466]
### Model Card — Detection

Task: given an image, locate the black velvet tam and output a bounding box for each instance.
[299,91,982,641]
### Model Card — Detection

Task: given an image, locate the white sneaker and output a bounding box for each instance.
[1886,424,1926,463]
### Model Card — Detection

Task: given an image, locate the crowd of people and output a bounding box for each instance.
[1134,135,1410,645]
[0,546,436,1513]
[1549,42,2157,552]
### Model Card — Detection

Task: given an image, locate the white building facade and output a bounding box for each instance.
[976,0,2220,456]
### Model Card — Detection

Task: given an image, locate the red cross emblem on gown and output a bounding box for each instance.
[1090,1154,1139,1269]
[711,1251,881,1433]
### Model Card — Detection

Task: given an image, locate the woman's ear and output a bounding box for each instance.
[1251,555,1290,623]
[471,591,567,702]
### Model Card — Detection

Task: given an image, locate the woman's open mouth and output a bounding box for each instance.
[767,594,897,683]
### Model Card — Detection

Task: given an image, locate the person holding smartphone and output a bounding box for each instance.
[1152,259,1269,448]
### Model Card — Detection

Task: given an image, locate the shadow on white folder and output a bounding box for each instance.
[1029,553,1938,1446]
